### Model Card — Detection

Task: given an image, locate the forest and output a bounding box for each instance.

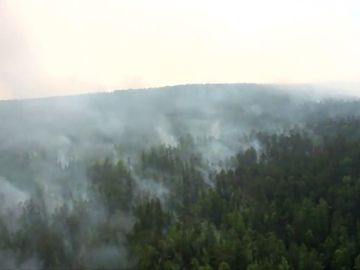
[1,84,360,269]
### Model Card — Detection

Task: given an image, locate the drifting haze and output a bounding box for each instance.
[0,0,359,99]
[0,83,359,268]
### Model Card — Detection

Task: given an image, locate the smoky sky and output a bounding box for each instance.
[0,0,360,99]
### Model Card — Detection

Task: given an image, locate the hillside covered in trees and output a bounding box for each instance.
[1,84,360,269]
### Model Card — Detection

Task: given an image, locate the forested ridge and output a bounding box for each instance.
[1,85,360,269]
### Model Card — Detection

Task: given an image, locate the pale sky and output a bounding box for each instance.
[0,0,359,99]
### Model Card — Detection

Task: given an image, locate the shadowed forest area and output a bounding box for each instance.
[1,84,360,269]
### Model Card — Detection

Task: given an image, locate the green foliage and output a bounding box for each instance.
[3,117,360,269]
[129,118,360,269]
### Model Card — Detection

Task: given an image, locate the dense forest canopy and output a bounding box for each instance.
[1,84,360,269]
